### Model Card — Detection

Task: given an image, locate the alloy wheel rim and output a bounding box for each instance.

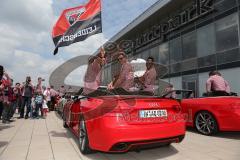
[196,112,215,135]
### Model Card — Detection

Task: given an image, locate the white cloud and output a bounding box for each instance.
[1,49,64,85]
[0,0,59,85]
[0,0,54,32]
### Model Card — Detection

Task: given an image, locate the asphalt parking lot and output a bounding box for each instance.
[0,112,239,160]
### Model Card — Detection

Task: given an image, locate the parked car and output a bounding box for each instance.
[163,90,240,135]
[62,88,186,154]
[55,95,72,116]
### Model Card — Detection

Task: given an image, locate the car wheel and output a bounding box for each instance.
[79,119,92,154]
[195,111,218,135]
[63,119,68,128]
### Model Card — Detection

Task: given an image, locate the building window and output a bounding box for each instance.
[215,13,239,52]
[141,49,150,61]
[149,46,159,63]
[217,48,240,64]
[197,24,215,57]
[182,74,198,97]
[159,43,169,65]
[198,54,216,68]
[169,37,182,63]
[214,0,237,15]
[182,31,197,60]
[181,58,198,71]
[170,63,181,73]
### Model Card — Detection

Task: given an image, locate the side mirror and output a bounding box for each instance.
[73,96,79,102]
[175,90,181,94]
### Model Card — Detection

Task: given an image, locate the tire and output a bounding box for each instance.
[63,120,68,128]
[195,111,218,135]
[79,119,93,154]
[62,113,68,128]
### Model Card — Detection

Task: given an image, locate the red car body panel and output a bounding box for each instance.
[181,96,240,131]
[63,96,186,152]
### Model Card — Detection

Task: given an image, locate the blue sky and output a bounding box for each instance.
[0,0,159,86]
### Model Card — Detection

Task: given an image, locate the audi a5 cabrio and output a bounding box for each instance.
[62,88,186,154]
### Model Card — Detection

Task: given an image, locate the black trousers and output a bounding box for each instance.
[212,91,229,96]
[0,101,3,118]
[2,102,11,121]
[35,103,43,117]
[20,97,32,117]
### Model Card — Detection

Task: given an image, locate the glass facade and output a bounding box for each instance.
[102,0,240,96]
[197,24,215,57]
[215,13,239,52]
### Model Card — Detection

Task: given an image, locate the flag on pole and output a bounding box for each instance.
[52,0,102,55]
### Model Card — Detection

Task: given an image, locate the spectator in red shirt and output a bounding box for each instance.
[49,86,58,111]
[0,66,11,123]
[0,65,4,120]
[206,71,230,96]
[8,79,18,119]
[15,82,22,114]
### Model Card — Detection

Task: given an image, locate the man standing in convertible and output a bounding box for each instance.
[135,57,157,95]
[206,71,230,96]
[107,52,134,92]
[83,47,106,95]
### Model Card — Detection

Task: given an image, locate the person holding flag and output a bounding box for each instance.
[83,47,106,95]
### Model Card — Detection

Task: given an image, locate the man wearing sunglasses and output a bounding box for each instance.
[108,52,134,91]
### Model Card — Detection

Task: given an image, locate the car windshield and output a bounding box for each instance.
[161,90,194,99]
[84,87,156,97]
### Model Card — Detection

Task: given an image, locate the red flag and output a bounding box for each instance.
[52,0,102,55]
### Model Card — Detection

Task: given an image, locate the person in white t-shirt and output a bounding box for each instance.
[42,98,48,118]
[43,87,51,109]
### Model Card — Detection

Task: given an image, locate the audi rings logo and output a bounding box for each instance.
[148,103,160,107]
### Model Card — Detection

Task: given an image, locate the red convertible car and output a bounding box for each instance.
[164,90,240,135]
[62,89,186,154]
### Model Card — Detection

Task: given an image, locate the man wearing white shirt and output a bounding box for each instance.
[43,87,51,110]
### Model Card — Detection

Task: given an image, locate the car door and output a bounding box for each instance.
[63,100,74,126]
[70,99,82,134]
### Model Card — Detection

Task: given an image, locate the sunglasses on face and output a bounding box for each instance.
[118,57,124,61]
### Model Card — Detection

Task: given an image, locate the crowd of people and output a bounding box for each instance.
[0,65,65,124]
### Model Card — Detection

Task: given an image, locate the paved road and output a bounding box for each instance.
[0,112,239,160]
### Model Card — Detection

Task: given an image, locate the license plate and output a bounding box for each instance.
[139,110,167,118]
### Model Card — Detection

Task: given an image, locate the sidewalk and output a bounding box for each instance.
[0,112,239,160]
